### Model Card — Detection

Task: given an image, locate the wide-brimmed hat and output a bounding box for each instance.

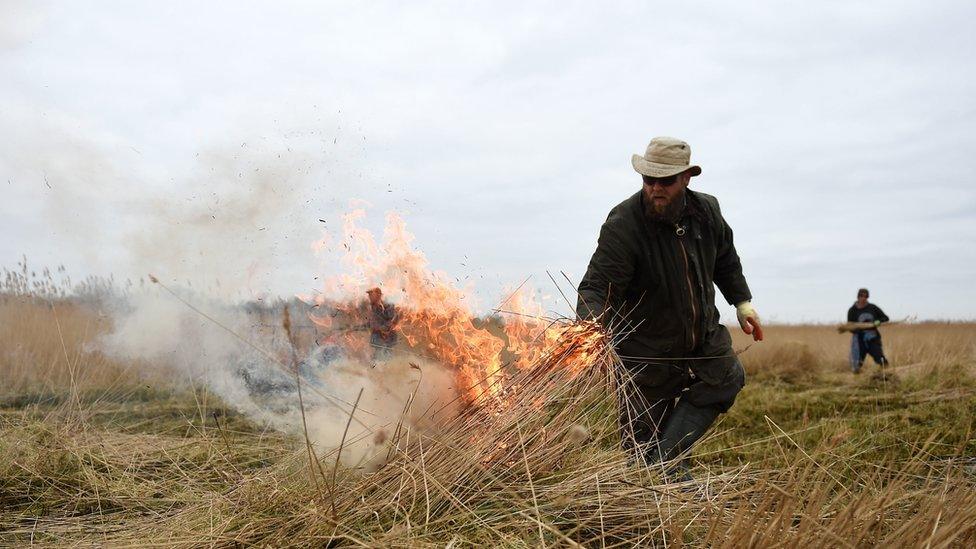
[631,136,702,178]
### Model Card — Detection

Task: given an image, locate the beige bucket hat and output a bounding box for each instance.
[631,136,702,178]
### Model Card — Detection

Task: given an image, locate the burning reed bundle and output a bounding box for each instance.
[121,318,660,545]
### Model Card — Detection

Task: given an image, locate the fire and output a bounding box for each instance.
[303,209,608,405]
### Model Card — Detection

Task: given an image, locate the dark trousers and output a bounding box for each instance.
[619,384,677,453]
[616,325,746,453]
[618,356,745,453]
[856,333,888,367]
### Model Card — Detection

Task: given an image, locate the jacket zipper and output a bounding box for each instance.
[677,231,698,351]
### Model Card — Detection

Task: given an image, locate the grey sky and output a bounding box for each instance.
[2,1,974,322]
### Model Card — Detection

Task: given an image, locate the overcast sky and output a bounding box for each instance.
[2,1,974,322]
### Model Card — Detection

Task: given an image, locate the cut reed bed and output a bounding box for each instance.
[1,295,975,546]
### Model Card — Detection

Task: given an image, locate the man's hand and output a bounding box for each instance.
[736,301,764,342]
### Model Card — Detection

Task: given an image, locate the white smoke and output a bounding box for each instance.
[98,288,460,469]
[304,354,459,470]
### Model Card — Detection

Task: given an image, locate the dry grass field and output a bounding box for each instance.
[1,286,974,547]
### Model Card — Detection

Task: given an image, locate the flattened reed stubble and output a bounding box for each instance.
[1,289,975,547]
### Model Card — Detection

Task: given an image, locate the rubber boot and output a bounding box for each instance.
[644,400,720,482]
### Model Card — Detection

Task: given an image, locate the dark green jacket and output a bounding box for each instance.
[577,189,752,362]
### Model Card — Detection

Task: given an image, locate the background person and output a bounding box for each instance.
[366,287,399,361]
[847,288,890,373]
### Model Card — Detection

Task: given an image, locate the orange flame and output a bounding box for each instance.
[304,209,607,405]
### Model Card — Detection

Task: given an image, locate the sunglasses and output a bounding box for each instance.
[642,175,681,188]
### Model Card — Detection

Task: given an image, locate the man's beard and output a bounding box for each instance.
[645,190,686,223]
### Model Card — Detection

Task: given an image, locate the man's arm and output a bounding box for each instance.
[709,198,764,341]
[712,205,752,306]
[576,219,634,324]
[847,306,857,323]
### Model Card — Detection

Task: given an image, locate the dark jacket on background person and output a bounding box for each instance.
[576,189,751,407]
[847,303,889,334]
[368,302,398,348]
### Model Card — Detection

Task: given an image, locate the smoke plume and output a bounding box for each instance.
[99,287,460,469]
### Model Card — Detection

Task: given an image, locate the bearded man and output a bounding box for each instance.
[577,136,763,480]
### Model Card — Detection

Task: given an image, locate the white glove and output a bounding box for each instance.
[736,301,764,341]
